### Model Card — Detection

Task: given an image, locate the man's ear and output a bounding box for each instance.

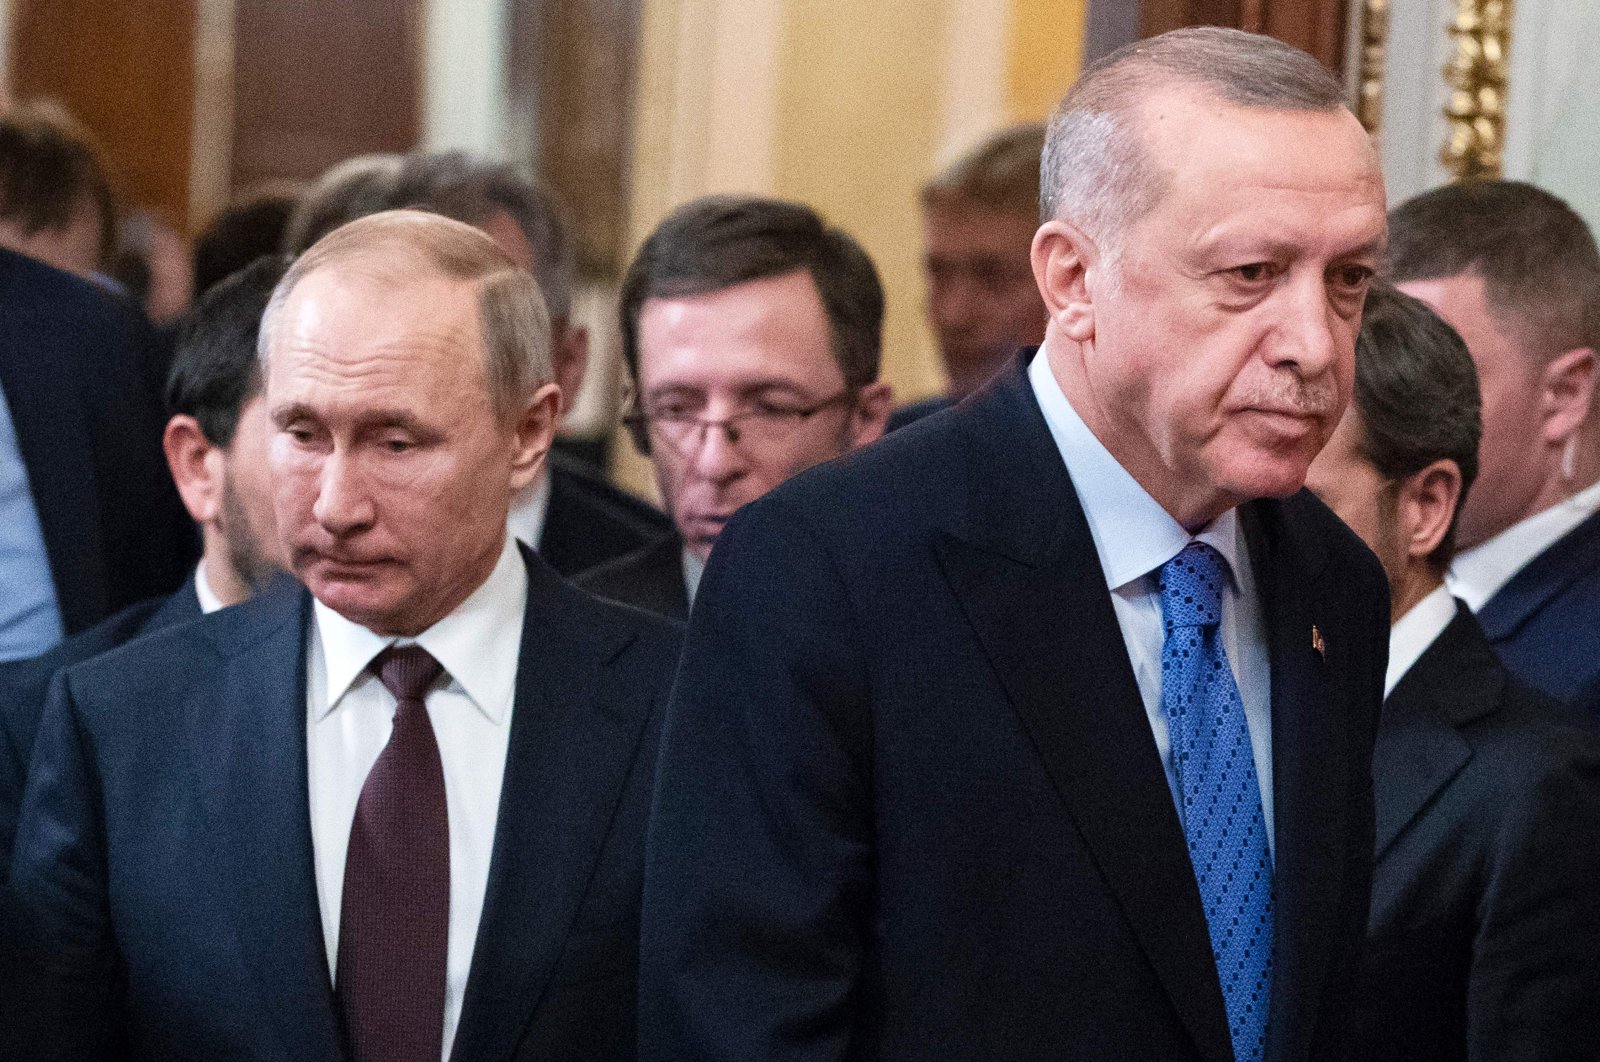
[162,415,223,525]
[509,382,563,491]
[551,320,590,418]
[1031,218,1099,343]
[1396,458,1463,563]
[1540,346,1596,446]
[847,381,894,448]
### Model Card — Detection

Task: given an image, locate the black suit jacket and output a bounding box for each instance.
[0,581,202,870]
[1353,602,1600,1061]
[640,354,1390,1062]
[0,249,193,636]
[538,450,672,576]
[7,547,681,1061]
[575,532,690,621]
[1475,506,1600,718]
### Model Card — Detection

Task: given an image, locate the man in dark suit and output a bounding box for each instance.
[1390,182,1600,716]
[1306,284,1600,1059]
[8,211,679,1061]
[0,246,192,661]
[314,150,671,574]
[889,122,1049,432]
[640,28,1390,1062]
[575,196,893,620]
[0,255,290,868]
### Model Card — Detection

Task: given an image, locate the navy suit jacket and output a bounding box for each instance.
[576,532,690,622]
[7,547,681,1061]
[539,450,672,577]
[0,249,193,635]
[640,354,1390,1062]
[1475,507,1600,718]
[1353,603,1600,1061]
[0,580,202,869]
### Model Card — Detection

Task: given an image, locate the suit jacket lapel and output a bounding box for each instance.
[192,581,345,1059]
[933,357,1235,1062]
[1373,606,1501,856]
[449,550,652,1062]
[1248,501,1348,1062]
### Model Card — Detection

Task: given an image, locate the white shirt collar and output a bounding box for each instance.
[682,548,706,606]
[506,465,553,551]
[312,534,528,724]
[194,560,225,615]
[1384,583,1457,698]
[1028,346,1245,592]
[1448,478,1600,611]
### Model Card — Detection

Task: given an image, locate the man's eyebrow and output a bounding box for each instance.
[270,401,315,427]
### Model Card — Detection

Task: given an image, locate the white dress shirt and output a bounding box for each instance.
[1029,348,1276,855]
[1384,583,1457,698]
[682,548,706,606]
[1448,478,1600,611]
[505,465,553,551]
[306,535,528,1061]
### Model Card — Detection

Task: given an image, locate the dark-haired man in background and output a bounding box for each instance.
[578,195,893,620]
[1306,283,1600,1060]
[1390,182,1600,717]
[0,255,288,868]
[893,123,1048,430]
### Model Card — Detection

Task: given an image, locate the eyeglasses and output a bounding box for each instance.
[623,392,856,457]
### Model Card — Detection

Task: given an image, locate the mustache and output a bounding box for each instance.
[1236,375,1340,419]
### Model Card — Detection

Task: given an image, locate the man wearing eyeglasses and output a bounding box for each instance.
[577,196,893,620]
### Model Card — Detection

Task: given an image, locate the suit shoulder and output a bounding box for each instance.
[549,452,671,537]
[554,572,684,662]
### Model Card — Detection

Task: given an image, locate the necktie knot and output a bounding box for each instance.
[372,644,444,704]
[1158,542,1230,630]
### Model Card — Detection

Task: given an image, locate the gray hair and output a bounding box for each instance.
[1041,27,1349,258]
[386,151,578,323]
[259,210,552,424]
[281,154,403,255]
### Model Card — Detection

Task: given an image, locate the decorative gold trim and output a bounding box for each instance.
[1356,0,1389,137]
[1440,0,1514,181]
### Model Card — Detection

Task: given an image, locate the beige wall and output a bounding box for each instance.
[619,0,1087,496]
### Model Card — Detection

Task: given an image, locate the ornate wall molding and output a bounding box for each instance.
[1440,0,1513,180]
[1355,0,1389,136]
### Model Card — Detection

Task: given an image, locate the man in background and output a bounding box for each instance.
[0,255,288,867]
[1390,182,1600,716]
[0,101,116,280]
[578,196,893,620]
[892,123,1048,430]
[1306,283,1600,1059]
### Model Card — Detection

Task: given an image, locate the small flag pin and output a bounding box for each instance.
[1311,625,1326,660]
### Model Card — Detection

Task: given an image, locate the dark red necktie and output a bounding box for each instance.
[336,645,450,1062]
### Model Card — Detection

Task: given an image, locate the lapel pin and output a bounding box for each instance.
[1311,625,1326,661]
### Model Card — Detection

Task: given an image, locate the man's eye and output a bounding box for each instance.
[383,437,414,454]
[1331,264,1374,290]
[750,401,805,421]
[285,426,316,444]
[1232,263,1275,283]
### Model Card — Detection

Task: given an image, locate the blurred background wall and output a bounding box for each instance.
[2,0,1513,496]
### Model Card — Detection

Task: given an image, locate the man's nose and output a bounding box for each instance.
[687,421,748,485]
[312,449,377,535]
[1268,275,1341,375]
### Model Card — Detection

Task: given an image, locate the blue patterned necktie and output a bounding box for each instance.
[1158,542,1273,1062]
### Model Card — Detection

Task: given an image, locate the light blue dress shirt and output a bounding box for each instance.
[1027,348,1275,856]
[0,380,64,660]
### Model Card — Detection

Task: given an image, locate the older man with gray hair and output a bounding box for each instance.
[8,210,681,1062]
[641,27,1389,1062]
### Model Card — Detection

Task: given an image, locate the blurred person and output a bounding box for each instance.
[0,100,116,280]
[1306,283,1600,1060]
[1391,182,1600,716]
[192,185,302,298]
[0,255,289,867]
[891,123,1049,430]
[640,29,1390,1062]
[578,196,892,620]
[8,212,680,1062]
[384,151,670,574]
[281,153,404,255]
[0,243,192,662]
